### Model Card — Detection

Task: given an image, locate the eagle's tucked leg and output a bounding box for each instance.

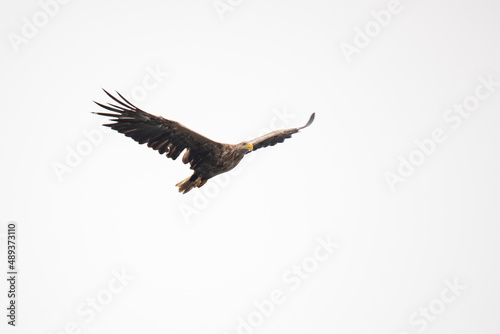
[176,174,208,194]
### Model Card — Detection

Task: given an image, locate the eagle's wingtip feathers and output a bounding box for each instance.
[301,112,315,129]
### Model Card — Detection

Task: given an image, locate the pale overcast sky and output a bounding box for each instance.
[1,0,500,333]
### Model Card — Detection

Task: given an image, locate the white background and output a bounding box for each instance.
[1,0,499,333]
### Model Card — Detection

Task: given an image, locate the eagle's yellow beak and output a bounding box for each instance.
[244,143,253,151]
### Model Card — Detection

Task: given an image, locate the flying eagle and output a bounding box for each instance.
[94,90,315,193]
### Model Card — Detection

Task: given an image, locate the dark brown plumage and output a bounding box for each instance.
[93,90,315,193]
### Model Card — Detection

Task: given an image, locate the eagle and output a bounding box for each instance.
[94,90,315,193]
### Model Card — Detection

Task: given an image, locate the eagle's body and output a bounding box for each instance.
[94,90,315,193]
[176,144,247,193]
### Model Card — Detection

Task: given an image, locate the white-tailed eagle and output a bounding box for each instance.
[94,90,315,193]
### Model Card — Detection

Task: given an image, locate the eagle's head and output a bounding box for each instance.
[238,142,253,153]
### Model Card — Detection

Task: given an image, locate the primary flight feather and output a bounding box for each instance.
[93,90,315,193]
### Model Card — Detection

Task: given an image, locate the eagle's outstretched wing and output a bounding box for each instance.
[248,113,315,152]
[93,90,223,170]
